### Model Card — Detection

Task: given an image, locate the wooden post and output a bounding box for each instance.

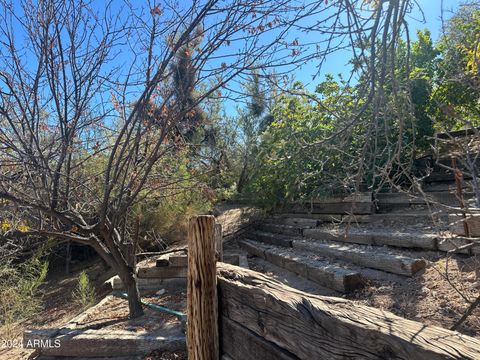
[187,215,219,360]
[215,223,223,262]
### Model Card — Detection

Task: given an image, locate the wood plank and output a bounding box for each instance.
[275,213,372,223]
[239,240,362,292]
[170,252,238,268]
[449,213,480,237]
[371,231,438,250]
[437,237,480,255]
[275,213,343,222]
[293,239,426,276]
[107,276,186,292]
[257,223,302,236]
[217,263,480,360]
[303,228,438,250]
[220,316,299,360]
[308,192,372,204]
[136,277,187,290]
[239,239,267,258]
[303,228,373,245]
[375,193,428,205]
[169,255,188,267]
[187,216,219,360]
[156,258,170,267]
[250,231,293,247]
[24,328,185,357]
[290,202,373,215]
[215,223,223,262]
[136,266,187,278]
[271,216,319,228]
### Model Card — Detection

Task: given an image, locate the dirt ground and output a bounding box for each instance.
[0,258,115,360]
[347,254,480,337]
[0,258,187,360]
[75,291,186,334]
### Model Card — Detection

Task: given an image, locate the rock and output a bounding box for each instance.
[155,288,166,296]
[419,286,430,296]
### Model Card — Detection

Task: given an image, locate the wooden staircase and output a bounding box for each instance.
[225,184,479,296]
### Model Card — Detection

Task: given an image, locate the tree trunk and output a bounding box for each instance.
[65,241,72,274]
[121,270,144,318]
[236,162,248,193]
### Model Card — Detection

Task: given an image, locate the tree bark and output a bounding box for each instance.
[122,270,144,318]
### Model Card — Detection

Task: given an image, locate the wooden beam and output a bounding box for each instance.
[250,231,292,247]
[303,228,438,250]
[136,266,187,278]
[289,202,373,215]
[187,215,219,360]
[215,223,223,262]
[239,240,361,293]
[220,316,298,360]
[257,223,302,236]
[293,239,426,276]
[217,263,480,360]
[169,255,189,267]
[24,328,185,357]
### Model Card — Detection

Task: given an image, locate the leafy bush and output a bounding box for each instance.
[242,80,360,207]
[72,270,96,310]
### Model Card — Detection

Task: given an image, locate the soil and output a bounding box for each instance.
[75,291,186,334]
[347,255,480,337]
[0,257,115,360]
[0,256,188,360]
[144,349,187,360]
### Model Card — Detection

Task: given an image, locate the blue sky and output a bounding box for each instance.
[2,0,466,119]
[220,0,467,117]
[292,0,465,90]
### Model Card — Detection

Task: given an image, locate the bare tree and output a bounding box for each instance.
[0,0,336,317]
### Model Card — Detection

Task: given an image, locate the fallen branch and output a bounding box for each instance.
[451,294,480,331]
[136,247,187,258]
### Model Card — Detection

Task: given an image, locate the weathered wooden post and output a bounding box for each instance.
[214,223,223,262]
[187,215,219,360]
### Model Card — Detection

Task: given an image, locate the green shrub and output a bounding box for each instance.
[72,270,96,310]
[0,251,48,336]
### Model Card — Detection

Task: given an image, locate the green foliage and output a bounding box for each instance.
[72,270,95,310]
[434,3,480,129]
[240,4,480,203]
[236,72,270,193]
[133,148,214,247]
[408,30,439,150]
[243,79,360,207]
[0,250,49,336]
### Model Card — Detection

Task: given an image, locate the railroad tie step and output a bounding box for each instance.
[303,228,438,250]
[239,239,362,293]
[256,222,303,236]
[270,216,320,228]
[293,240,426,276]
[249,231,293,247]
